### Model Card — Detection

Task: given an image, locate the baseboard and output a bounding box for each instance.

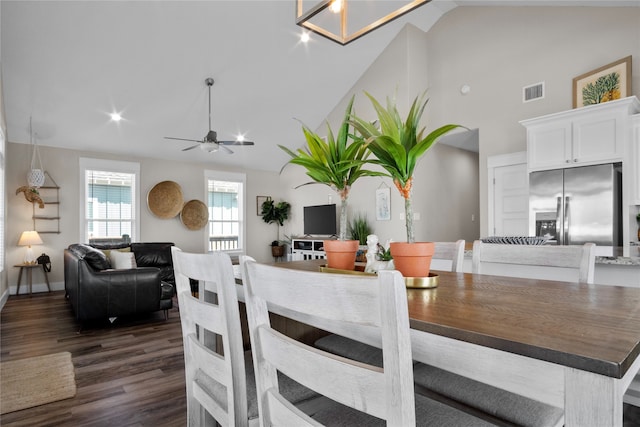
[9,281,65,296]
[0,288,9,311]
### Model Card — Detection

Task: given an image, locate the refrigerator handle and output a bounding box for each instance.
[556,196,563,245]
[564,196,571,245]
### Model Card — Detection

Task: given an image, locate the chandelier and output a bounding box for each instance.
[296,0,430,45]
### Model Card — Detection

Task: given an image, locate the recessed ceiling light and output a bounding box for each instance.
[236,134,245,142]
[300,32,310,43]
[110,113,122,122]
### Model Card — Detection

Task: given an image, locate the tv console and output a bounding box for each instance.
[291,238,328,260]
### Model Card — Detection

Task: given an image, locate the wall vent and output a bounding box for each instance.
[523,82,545,102]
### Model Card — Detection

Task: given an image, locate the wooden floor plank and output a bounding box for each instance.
[0,291,186,426]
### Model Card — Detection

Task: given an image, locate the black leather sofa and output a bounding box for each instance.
[64,242,174,323]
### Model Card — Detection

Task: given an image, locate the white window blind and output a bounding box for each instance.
[80,158,140,243]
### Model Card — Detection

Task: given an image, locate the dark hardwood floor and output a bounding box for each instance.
[0,291,186,427]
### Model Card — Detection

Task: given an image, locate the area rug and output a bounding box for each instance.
[1,351,76,414]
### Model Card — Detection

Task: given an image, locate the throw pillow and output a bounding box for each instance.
[100,246,131,259]
[110,250,137,270]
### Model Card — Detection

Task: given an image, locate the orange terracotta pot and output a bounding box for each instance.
[390,242,435,278]
[323,240,359,271]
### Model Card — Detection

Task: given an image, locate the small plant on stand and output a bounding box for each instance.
[261,199,291,259]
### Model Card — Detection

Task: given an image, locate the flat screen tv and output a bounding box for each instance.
[303,204,337,236]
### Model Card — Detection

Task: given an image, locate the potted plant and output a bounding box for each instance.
[350,92,463,277]
[349,213,372,262]
[261,198,291,258]
[280,96,385,270]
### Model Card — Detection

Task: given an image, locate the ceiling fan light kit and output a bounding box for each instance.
[296,0,430,45]
[165,77,255,154]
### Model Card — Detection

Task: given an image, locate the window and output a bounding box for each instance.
[205,171,245,253]
[79,158,140,243]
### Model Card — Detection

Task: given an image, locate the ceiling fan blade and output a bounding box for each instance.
[182,144,200,151]
[165,136,202,143]
[219,144,234,154]
[218,140,255,146]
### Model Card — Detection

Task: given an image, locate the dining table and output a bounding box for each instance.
[233,258,640,427]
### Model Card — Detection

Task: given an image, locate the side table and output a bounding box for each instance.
[14,263,51,295]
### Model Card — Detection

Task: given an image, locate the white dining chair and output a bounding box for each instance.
[431,240,466,273]
[242,258,493,426]
[171,248,319,427]
[471,240,596,284]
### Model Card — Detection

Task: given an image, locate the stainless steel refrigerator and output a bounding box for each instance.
[529,163,622,246]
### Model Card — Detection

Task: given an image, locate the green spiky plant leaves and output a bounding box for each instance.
[279,96,385,240]
[350,92,463,243]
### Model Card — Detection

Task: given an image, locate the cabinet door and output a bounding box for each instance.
[527,123,571,170]
[572,112,624,165]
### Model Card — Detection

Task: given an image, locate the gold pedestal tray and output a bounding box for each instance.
[404,273,438,289]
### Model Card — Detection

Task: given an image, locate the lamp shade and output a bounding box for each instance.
[18,231,43,247]
[18,231,43,264]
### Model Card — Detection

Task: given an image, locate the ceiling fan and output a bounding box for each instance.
[165,77,255,154]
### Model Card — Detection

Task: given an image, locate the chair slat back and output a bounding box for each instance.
[432,240,465,272]
[172,248,248,427]
[242,260,415,426]
[472,240,595,284]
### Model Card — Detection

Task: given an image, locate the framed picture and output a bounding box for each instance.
[256,196,271,216]
[573,56,632,108]
[375,187,391,221]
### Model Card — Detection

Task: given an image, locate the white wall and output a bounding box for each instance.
[424,6,640,237]
[6,142,284,291]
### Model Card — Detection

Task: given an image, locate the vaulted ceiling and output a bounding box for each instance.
[2,1,634,172]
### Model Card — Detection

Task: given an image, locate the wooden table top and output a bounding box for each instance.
[275,259,640,379]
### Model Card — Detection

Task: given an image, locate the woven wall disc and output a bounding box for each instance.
[147,181,184,219]
[181,199,209,230]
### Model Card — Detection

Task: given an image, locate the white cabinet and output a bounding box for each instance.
[291,238,327,260]
[522,97,639,171]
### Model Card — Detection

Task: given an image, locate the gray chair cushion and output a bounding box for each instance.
[315,333,383,367]
[316,334,564,427]
[311,389,495,426]
[413,362,564,427]
[195,350,320,421]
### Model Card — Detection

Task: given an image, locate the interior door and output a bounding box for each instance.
[493,163,529,236]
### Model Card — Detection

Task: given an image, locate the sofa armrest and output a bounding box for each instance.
[75,262,162,321]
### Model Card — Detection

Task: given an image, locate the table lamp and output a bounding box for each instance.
[18,231,43,264]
